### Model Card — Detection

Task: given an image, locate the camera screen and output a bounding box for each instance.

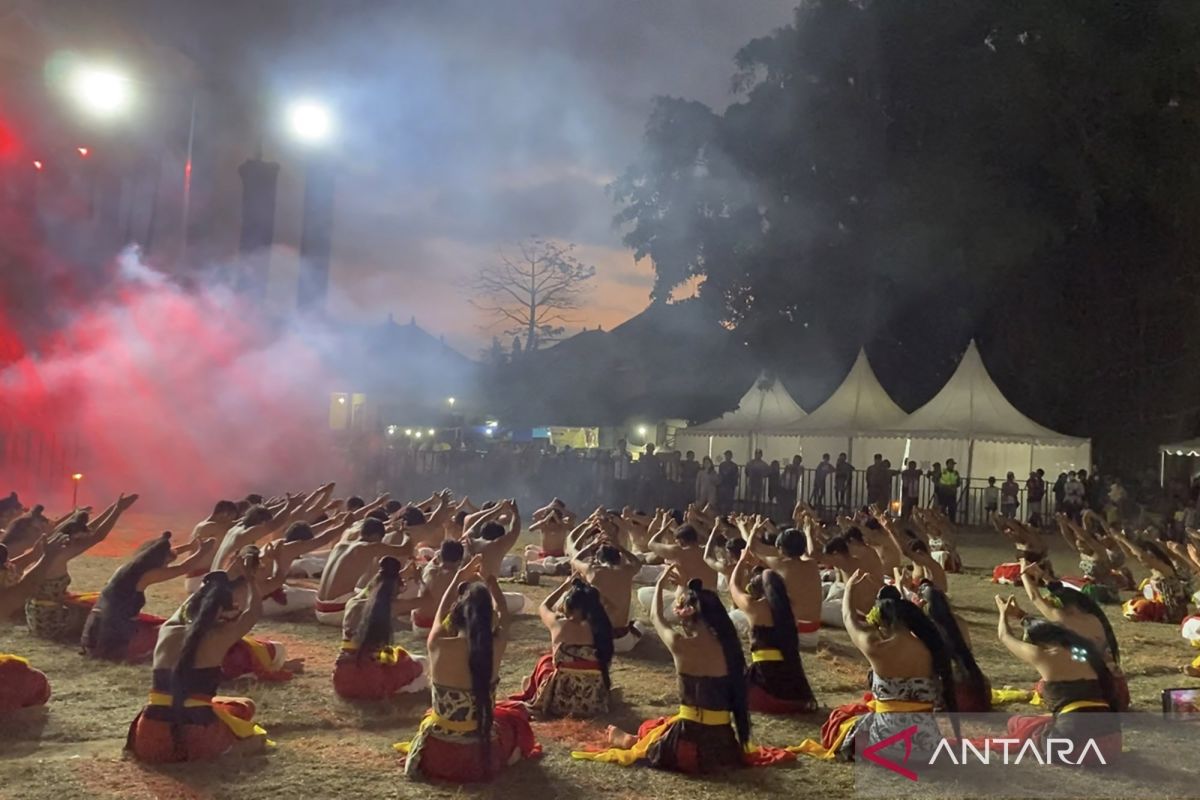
[1162,687,1200,720]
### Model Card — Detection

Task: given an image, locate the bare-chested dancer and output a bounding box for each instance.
[315,517,413,626]
[573,529,643,653]
[463,499,526,613]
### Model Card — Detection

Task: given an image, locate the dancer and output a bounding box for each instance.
[573,533,644,653]
[81,532,216,662]
[729,549,817,713]
[819,534,884,627]
[395,555,541,782]
[1,504,52,559]
[411,539,466,634]
[0,535,65,714]
[792,576,956,761]
[636,522,718,614]
[333,557,427,701]
[747,524,822,650]
[525,500,575,575]
[917,580,990,711]
[1113,530,1189,624]
[26,494,139,641]
[573,567,793,772]
[1019,562,1128,709]
[256,516,354,617]
[464,500,527,612]
[993,596,1121,764]
[991,515,1052,585]
[126,568,271,762]
[315,517,413,626]
[511,577,613,717]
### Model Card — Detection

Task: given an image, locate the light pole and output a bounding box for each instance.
[287,99,337,311]
[71,472,83,507]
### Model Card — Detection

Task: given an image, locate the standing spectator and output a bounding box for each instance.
[1052,472,1068,514]
[880,459,897,509]
[636,443,663,511]
[767,460,781,510]
[812,453,834,508]
[680,450,701,507]
[927,462,943,508]
[663,450,683,509]
[865,454,887,508]
[1107,478,1128,527]
[833,453,852,509]
[593,449,613,507]
[717,450,740,514]
[1025,469,1046,527]
[745,449,770,507]
[779,455,802,513]
[982,477,1000,516]
[1079,469,1102,513]
[1063,471,1085,521]
[612,439,633,507]
[1000,472,1020,518]
[695,456,720,508]
[900,460,922,518]
[937,458,961,521]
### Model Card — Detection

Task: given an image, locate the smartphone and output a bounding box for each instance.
[1161,687,1200,720]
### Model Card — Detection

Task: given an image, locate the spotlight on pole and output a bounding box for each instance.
[77,147,90,157]
[71,472,83,506]
[68,64,134,119]
[287,100,333,144]
[33,160,43,170]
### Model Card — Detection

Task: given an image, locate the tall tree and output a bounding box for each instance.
[470,237,597,352]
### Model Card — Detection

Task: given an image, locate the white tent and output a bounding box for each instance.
[795,349,909,465]
[1157,438,1200,486]
[888,340,1090,482]
[674,373,806,462]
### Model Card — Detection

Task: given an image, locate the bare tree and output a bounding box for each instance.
[470,237,597,351]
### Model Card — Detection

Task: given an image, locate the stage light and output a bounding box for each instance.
[387,425,397,435]
[427,428,436,436]
[33,160,43,170]
[336,396,346,404]
[485,428,493,436]
[77,147,90,157]
[414,431,422,439]
[404,429,412,436]
[637,425,648,437]
[287,100,333,144]
[447,397,456,406]
[68,65,133,119]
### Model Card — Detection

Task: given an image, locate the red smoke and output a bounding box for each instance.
[0,247,349,513]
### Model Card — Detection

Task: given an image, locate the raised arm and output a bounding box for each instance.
[430,555,483,645]
[539,577,574,629]
[647,523,682,561]
[650,565,678,646]
[0,536,65,618]
[139,537,218,590]
[995,595,1041,663]
[842,570,878,656]
[728,547,759,612]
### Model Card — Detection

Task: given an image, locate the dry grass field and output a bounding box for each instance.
[1,512,1196,800]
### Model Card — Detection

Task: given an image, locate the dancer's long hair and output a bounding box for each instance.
[678,579,751,747]
[875,586,959,729]
[750,569,801,666]
[450,582,496,772]
[1046,581,1120,665]
[917,581,985,689]
[1,504,45,553]
[353,557,402,660]
[85,532,174,658]
[563,579,614,691]
[173,572,238,750]
[1022,617,1119,711]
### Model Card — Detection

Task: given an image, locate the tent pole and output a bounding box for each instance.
[1161,450,1166,488]
[965,439,975,524]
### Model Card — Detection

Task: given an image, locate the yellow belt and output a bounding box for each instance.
[676,705,731,725]
[146,690,270,743]
[751,649,784,663]
[339,641,410,666]
[871,699,934,713]
[1059,700,1110,714]
[394,708,479,753]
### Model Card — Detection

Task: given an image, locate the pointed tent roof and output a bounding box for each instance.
[1160,438,1200,456]
[797,349,907,434]
[897,341,1085,445]
[687,372,806,434]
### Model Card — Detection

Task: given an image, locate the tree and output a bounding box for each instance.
[470,237,597,352]
[614,0,1200,470]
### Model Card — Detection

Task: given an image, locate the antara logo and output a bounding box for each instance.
[861,726,920,781]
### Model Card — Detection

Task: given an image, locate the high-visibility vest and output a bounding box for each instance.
[939,469,960,488]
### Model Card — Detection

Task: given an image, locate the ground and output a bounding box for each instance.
[1,513,1196,800]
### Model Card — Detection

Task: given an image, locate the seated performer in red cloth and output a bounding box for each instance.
[511,576,613,717]
[917,580,991,711]
[396,555,541,782]
[81,532,215,662]
[0,534,64,714]
[573,566,794,772]
[333,556,426,700]
[125,570,271,762]
[994,595,1122,765]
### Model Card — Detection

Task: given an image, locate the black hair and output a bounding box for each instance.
[386,500,407,515]
[212,500,238,518]
[354,557,402,659]
[366,508,389,522]
[346,496,366,512]
[284,522,313,542]
[234,500,250,516]
[0,543,8,567]
[1,504,47,553]
[173,572,238,751]
[845,527,865,544]
[669,508,684,525]
[479,521,506,541]
[453,510,468,527]
[84,533,175,659]
[438,539,464,564]
[563,579,614,691]
[1140,539,1179,576]
[777,528,807,558]
[1022,618,1118,711]
[759,570,800,666]
[679,579,751,747]
[401,506,428,526]
[244,493,264,506]
[598,544,621,565]
[823,537,850,556]
[0,492,20,514]
[726,538,746,559]
[875,586,959,730]
[241,504,272,527]
[451,583,496,773]
[917,581,985,693]
[864,518,882,531]
[674,523,699,545]
[360,517,387,542]
[1046,581,1120,665]
[910,540,930,555]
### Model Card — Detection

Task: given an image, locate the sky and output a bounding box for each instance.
[195,0,799,354]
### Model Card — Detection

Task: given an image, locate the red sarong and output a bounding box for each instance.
[127,698,257,763]
[0,655,50,713]
[221,638,291,682]
[333,648,424,700]
[407,701,541,782]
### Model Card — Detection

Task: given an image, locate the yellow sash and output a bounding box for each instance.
[789,698,934,759]
[1059,700,1110,714]
[146,691,271,744]
[751,649,784,663]
[992,687,1035,706]
[0,654,31,668]
[340,641,410,666]
[571,705,730,766]
[393,708,481,754]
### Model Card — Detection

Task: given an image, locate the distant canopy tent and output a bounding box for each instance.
[675,373,806,462]
[1158,438,1200,486]
[886,341,1091,482]
[794,349,909,466]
